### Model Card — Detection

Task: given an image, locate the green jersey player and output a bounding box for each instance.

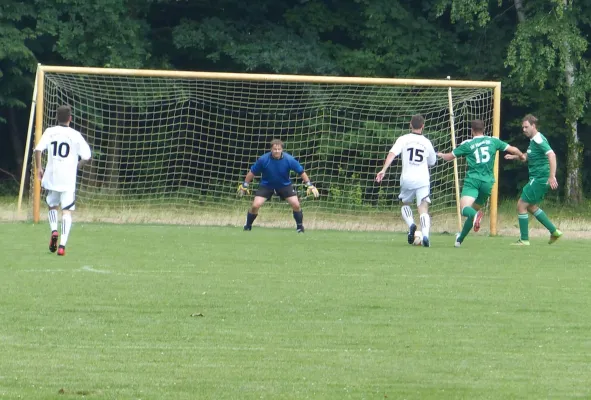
[504,114,562,245]
[438,119,524,247]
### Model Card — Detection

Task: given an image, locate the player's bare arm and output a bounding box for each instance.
[547,151,558,189]
[243,171,255,184]
[77,157,91,170]
[437,152,455,162]
[505,146,526,161]
[505,153,527,162]
[34,149,44,180]
[375,152,397,183]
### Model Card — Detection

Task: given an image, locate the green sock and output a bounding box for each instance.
[458,206,477,242]
[533,209,557,234]
[518,213,529,240]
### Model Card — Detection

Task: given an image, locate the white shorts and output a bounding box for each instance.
[398,186,431,207]
[46,190,76,210]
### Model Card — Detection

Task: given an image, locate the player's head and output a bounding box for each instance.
[471,119,485,136]
[410,114,425,133]
[57,105,72,126]
[521,114,538,138]
[270,139,284,159]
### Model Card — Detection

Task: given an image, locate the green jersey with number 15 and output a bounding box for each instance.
[452,136,509,183]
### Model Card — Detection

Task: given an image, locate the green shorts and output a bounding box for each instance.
[520,178,549,205]
[461,177,493,206]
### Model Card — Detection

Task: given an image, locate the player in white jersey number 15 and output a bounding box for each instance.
[34,105,92,256]
[375,114,437,247]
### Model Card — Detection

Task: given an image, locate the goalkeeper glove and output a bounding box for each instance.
[237,182,250,196]
[305,181,319,198]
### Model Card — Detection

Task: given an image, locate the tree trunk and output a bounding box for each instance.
[7,108,24,178]
[514,0,584,203]
[562,0,584,204]
[564,56,584,203]
[513,0,526,22]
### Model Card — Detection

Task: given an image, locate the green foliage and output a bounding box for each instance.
[438,0,590,202]
[35,0,152,68]
[505,4,587,93]
[0,180,18,196]
[0,1,38,121]
[435,0,503,28]
[327,168,364,207]
[2,0,591,201]
[172,17,339,74]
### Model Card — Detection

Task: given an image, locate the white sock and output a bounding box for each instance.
[48,209,58,232]
[420,213,431,238]
[401,205,415,228]
[60,213,72,246]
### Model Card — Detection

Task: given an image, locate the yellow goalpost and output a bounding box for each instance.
[19,64,502,234]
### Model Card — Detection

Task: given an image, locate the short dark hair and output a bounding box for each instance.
[471,119,485,133]
[270,139,284,148]
[57,105,72,124]
[410,114,425,130]
[522,114,538,127]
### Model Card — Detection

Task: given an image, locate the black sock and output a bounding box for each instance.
[293,210,303,227]
[246,212,257,226]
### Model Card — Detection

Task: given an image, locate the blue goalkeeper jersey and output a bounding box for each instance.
[250,152,304,188]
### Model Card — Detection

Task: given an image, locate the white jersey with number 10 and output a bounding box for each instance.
[389,133,436,189]
[34,125,92,192]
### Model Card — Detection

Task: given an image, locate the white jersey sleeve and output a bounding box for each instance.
[390,137,404,156]
[34,126,91,192]
[426,140,437,167]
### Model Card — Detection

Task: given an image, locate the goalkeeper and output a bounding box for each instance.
[238,139,319,233]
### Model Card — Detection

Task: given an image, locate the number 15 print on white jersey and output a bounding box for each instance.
[389,133,437,190]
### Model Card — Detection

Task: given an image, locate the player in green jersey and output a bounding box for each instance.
[505,114,562,245]
[438,119,525,247]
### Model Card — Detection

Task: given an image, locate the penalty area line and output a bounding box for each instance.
[81,265,112,274]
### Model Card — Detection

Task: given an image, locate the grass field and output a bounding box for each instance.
[1,222,590,399]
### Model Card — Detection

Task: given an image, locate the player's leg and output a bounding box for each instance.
[286,196,304,233]
[56,192,76,256]
[416,187,431,247]
[456,195,477,247]
[513,179,557,245]
[398,188,417,244]
[512,196,531,245]
[526,180,561,243]
[281,185,304,232]
[472,203,484,232]
[244,186,272,230]
[457,179,491,245]
[244,197,267,230]
[46,191,60,252]
[528,202,562,244]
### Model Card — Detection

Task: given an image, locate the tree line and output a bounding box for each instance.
[1,0,590,202]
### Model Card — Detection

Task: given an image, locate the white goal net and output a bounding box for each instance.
[29,68,497,231]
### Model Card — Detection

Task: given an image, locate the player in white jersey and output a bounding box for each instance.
[34,105,91,256]
[376,114,437,247]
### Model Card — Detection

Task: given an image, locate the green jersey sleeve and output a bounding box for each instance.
[493,137,510,152]
[452,141,471,157]
[534,135,553,153]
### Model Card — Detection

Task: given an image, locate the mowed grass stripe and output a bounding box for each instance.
[1,222,590,399]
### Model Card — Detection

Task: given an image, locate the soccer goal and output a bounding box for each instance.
[19,65,501,233]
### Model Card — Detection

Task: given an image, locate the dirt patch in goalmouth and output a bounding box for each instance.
[3,201,590,238]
